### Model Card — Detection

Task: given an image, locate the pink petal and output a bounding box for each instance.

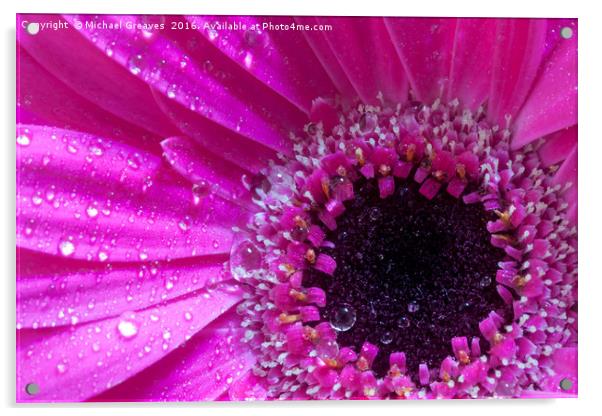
[318,17,408,105]
[538,126,577,167]
[386,17,456,104]
[295,17,359,103]
[62,14,305,155]
[16,125,246,262]
[17,14,178,138]
[487,19,547,127]
[161,136,255,208]
[152,92,279,173]
[17,249,230,328]
[187,16,337,113]
[553,146,578,224]
[89,310,256,402]
[17,46,164,153]
[17,285,243,402]
[512,26,578,149]
[447,19,497,110]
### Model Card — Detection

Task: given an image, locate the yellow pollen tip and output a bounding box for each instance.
[279,313,300,324]
[355,148,365,166]
[456,164,466,180]
[293,215,308,229]
[494,209,512,226]
[289,289,307,302]
[458,350,470,365]
[493,332,504,345]
[321,179,330,199]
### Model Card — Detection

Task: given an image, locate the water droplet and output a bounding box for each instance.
[17,131,31,146]
[128,54,143,75]
[230,240,262,280]
[117,318,138,339]
[139,251,148,261]
[105,41,115,57]
[203,60,214,73]
[58,240,75,257]
[192,182,210,205]
[329,304,356,332]
[86,206,99,218]
[162,330,171,340]
[316,339,339,359]
[31,194,43,206]
[397,316,410,328]
[178,216,191,232]
[407,301,420,313]
[184,311,193,321]
[56,363,67,374]
[127,153,141,170]
[166,84,178,99]
[380,331,393,345]
[179,55,189,69]
[98,251,108,262]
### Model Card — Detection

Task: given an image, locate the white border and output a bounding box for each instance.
[2,1,601,415]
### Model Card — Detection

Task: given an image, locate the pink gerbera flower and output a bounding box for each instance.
[16,15,577,401]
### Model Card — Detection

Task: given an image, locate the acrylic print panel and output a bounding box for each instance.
[16,14,578,402]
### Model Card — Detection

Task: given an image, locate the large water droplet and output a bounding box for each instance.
[117,317,138,339]
[58,240,75,257]
[329,304,356,332]
[230,239,262,280]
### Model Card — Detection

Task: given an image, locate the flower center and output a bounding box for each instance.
[305,177,508,377]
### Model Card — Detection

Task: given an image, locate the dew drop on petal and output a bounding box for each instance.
[58,240,75,257]
[128,54,143,75]
[105,41,115,57]
[183,311,193,321]
[329,304,356,332]
[178,216,191,232]
[192,182,210,205]
[56,363,67,374]
[17,131,31,146]
[86,206,99,218]
[230,240,262,280]
[117,317,138,339]
[166,84,178,99]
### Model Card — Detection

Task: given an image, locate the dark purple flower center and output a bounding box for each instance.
[305,177,509,378]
